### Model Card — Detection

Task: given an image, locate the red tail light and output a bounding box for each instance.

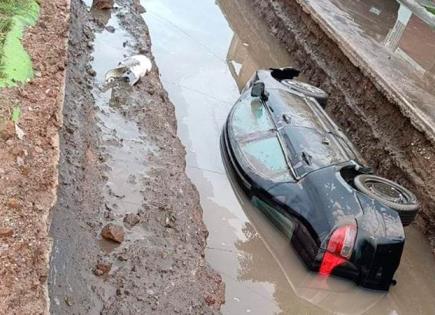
[320,224,357,276]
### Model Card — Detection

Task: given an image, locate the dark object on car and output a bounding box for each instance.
[221,68,419,290]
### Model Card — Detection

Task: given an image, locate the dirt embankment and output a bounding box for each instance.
[48,0,224,314]
[0,1,69,314]
[248,0,435,250]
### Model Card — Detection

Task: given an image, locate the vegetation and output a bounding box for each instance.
[0,0,39,87]
[424,6,435,15]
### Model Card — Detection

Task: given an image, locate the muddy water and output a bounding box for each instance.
[143,0,435,314]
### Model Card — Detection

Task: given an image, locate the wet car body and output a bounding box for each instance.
[221,69,405,290]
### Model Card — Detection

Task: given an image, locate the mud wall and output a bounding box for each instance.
[248,0,435,251]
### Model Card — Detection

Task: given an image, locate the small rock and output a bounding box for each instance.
[7,198,20,210]
[164,214,176,228]
[101,223,124,243]
[64,296,72,306]
[104,211,115,220]
[87,68,97,77]
[205,295,216,306]
[146,289,154,295]
[124,213,140,227]
[0,121,15,140]
[0,227,13,238]
[105,25,115,33]
[16,156,24,166]
[92,0,113,9]
[117,254,128,261]
[93,260,112,276]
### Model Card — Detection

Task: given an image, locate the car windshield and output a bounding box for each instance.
[229,95,293,182]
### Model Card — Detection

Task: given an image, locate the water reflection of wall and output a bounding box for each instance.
[386,5,435,78]
[218,0,293,91]
[227,35,259,91]
[328,0,434,80]
[331,0,400,41]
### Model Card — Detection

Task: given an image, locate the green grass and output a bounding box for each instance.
[0,0,39,87]
[425,6,435,15]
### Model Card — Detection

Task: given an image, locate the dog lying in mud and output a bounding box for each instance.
[104,54,152,86]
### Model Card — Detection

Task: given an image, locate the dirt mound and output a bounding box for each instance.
[0,0,69,314]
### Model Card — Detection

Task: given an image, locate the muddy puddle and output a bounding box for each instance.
[143,0,435,314]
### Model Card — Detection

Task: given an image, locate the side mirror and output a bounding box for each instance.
[251,82,268,101]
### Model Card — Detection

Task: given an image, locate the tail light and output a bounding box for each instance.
[320,224,357,276]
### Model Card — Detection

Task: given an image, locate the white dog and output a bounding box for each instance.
[105,55,152,86]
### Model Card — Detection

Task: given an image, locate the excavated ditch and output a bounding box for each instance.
[248,0,435,251]
[143,0,435,314]
[47,0,223,313]
[45,0,435,313]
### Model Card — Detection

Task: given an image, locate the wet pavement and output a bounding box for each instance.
[143,0,435,314]
[300,0,435,142]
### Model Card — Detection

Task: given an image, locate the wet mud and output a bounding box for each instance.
[0,0,69,313]
[48,0,223,313]
[248,0,435,252]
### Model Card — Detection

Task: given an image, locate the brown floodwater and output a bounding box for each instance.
[142,0,435,314]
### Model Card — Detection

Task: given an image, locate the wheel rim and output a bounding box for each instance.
[365,180,409,204]
[282,80,325,95]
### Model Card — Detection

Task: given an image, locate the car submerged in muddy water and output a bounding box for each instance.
[220,68,420,290]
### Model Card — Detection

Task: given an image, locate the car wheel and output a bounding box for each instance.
[281,80,328,108]
[354,175,419,226]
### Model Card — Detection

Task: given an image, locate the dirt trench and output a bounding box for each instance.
[248,0,435,251]
[48,0,224,313]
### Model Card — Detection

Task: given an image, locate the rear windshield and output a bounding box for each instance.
[282,126,349,175]
[266,89,324,129]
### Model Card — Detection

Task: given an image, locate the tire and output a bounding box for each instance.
[281,79,328,108]
[354,175,419,226]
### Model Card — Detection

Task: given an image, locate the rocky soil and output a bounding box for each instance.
[248,0,435,252]
[0,1,69,314]
[48,0,224,314]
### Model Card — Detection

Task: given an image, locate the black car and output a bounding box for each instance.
[221,68,419,290]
